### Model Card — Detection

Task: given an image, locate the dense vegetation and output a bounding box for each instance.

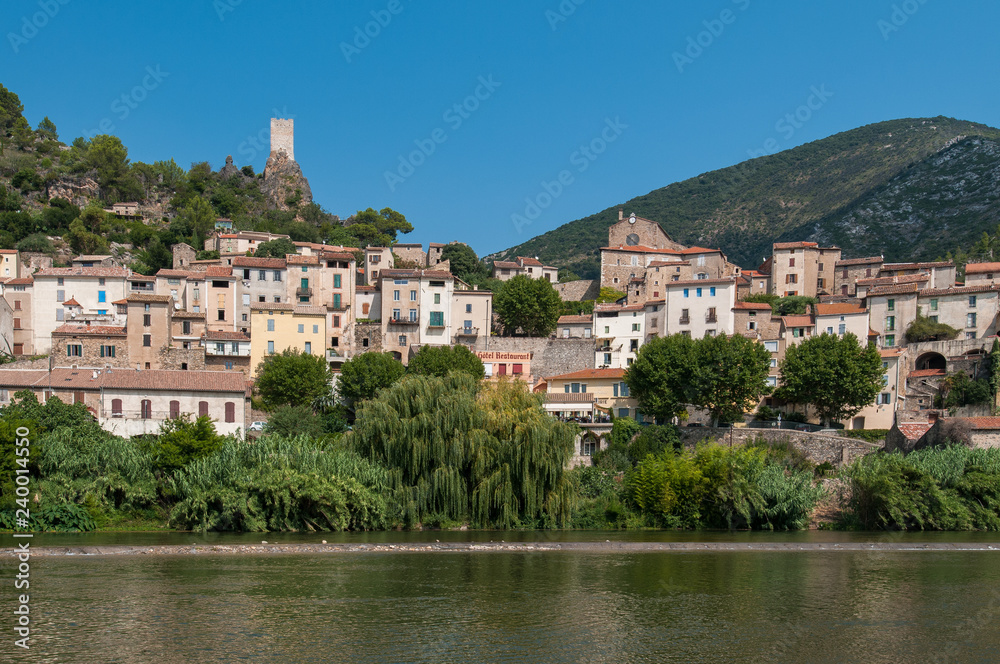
[491,117,1000,277]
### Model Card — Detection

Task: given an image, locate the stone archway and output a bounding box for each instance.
[915,352,947,371]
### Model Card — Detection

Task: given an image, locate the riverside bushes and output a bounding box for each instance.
[842,446,1000,530]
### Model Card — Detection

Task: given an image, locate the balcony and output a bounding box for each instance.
[706,314,718,324]
[388,316,419,326]
[329,301,350,312]
[679,316,690,325]
[456,326,479,337]
[327,348,342,359]
[296,287,313,298]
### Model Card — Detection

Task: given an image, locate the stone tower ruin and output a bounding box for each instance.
[270,118,295,161]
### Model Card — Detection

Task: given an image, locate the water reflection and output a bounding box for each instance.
[9,552,1000,663]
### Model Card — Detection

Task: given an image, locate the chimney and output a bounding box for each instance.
[618,209,623,221]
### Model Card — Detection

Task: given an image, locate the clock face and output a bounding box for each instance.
[626,233,640,246]
[629,214,636,224]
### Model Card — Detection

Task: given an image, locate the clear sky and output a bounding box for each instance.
[4,0,1000,256]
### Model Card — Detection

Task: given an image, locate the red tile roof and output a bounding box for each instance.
[557,315,593,324]
[920,284,1000,297]
[205,266,233,277]
[835,256,883,267]
[781,315,814,327]
[879,348,904,358]
[493,261,520,269]
[0,249,17,254]
[733,302,773,310]
[127,294,172,303]
[964,262,1000,275]
[908,368,947,379]
[882,261,953,271]
[547,368,626,381]
[602,245,683,255]
[97,369,248,394]
[857,274,929,287]
[518,257,543,267]
[666,278,737,287]
[961,417,1000,430]
[866,284,921,297]
[897,422,932,441]
[52,324,126,336]
[232,256,287,269]
[62,297,81,307]
[680,246,722,255]
[774,241,819,250]
[35,267,129,278]
[206,330,250,341]
[5,277,32,285]
[156,269,198,279]
[814,302,866,315]
[544,392,596,403]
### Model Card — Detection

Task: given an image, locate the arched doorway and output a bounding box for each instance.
[915,352,947,371]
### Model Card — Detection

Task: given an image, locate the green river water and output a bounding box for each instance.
[4,531,1000,663]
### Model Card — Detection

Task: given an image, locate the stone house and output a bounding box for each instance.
[813,302,869,340]
[963,262,1000,286]
[880,261,956,288]
[126,294,173,370]
[51,323,129,369]
[491,256,559,283]
[556,314,593,339]
[770,241,841,298]
[31,266,130,354]
[204,329,252,375]
[834,256,883,296]
[889,416,1000,452]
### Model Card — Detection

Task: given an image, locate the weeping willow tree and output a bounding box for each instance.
[350,374,576,528]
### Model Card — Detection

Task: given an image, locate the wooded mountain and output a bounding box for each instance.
[490,117,1000,278]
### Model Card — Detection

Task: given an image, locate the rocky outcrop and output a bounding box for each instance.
[47,176,100,207]
[218,155,245,181]
[262,150,312,211]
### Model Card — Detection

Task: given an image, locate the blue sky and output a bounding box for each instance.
[4,1,1000,256]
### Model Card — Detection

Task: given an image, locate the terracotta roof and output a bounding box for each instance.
[73,255,113,262]
[286,255,320,266]
[814,302,866,316]
[621,304,645,312]
[680,246,722,255]
[127,294,172,303]
[835,256,883,267]
[908,368,947,379]
[964,262,1000,275]
[232,256,286,269]
[774,241,819,250]
[5,278,32,285]
[428,243,445,247]
[518,257,543,267]
[171,311,205,319]
[97,370,248,394]
[733,302,773,310]
[156,269,197,279]
[882,261,953,271]
[547,368,626,381]
[919,284,1000,297]
[593,303,624,312]
[558,315,593,324]
[666,278,737,287]
[0,370,49,387]
[879,348,904,358]
[781,315,814,327]
[251,303,294,311]
[128,274,154,281]
[961,416,1000,430]
[0,249,17,254]
[493,261,520,269]
[648,260,689,267]
[111,299,128,305]
[742,270,768,277]
[62,297,81,307]
[356,285,376,292]
[321,252,357,262]
[35,267,129,278]
[52,324,126,336]
[205,266,233,277]
[866,284,921,297]
[205,330,250,341]
[897,422,933,441]
[602,245,683,255]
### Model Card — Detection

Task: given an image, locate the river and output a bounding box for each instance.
[4,531,1000,663]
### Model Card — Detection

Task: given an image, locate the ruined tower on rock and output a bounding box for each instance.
[262,117,313,210]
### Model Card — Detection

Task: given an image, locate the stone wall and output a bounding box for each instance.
[556,280,600,302]
[205,355,251,376]
[470,337,593,381]
[51,335,130,369]
[680,427,880,467]
[172,243,197,269]
[20,252,52,276]
[354,321,383,354]
[158,346,207,372]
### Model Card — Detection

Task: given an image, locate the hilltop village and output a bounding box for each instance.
[0,119,996,461]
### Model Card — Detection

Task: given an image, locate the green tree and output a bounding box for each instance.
[16,233,55,255]
[177,196,216,248]
[36,116,58,141]
[351,374,575,528]
[905,312,960,343]
[407,345,485,379]
[689,334,772,426]
[87,135,140,202]
[773,295,818,316]
[65,218,109,255]
[0,84,24,138]
[624,334,696,422]
[440,243,487,281]
[350,207,413,246]
[597,287,626,303]
[263,405,326,439]
[777,333,885,426]
[145,415,224,473]
[255,349,333,410]
[254,237,298,259]
[494,275,562,336]
[337,352,406,404]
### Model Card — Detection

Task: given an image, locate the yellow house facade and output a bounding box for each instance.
[249,304,327,376]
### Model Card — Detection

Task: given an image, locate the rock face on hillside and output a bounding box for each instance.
[47,176,100,207]
[262,150,312,211]
[218,155,245,180]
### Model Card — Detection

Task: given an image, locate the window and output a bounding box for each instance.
[301,266,308,273]
[273,270,282,282]
[748,321,757,331]
[362,338,369,348]
[333,315,340,328]
[764,341,778,353]
[603,352,612,365]
[66,344,83,357]
[274,296,280,303]
[12,300,19,310]
[683,289,689,298]
[464,320,473,330]
[967,313,977,328]
[466,304,472,313]
[98,290,106,303]
[429,311,444,327]
[410,290,418,302]
[56,289,64,302]
[398,335,407,346]
[409,309,418,322]
[12,318,19,330]
[884,334,895,347]
[331,337,339,347]
[770,358,777,368]
[100,345,115,358]
[333,293,342,309]
[304,342,312,354]
[215,342,225,354]
[789,257,795,267]
[839,323,846,335]
[885,316,895,331]
[298,324,304,334]
[512,363,523,375]
[52,308,63,322]
[199,401,209,417]
[710,287,716,296]
[696,288,703,297]
[258,270,266,281]
[267,341,275,354]
[766,376,777,387]
[632,323,640,332]
[300,278,309,290]
[313,324,319,334]
[392,308,401,320]
[243,269,252,280]
[887,299,895,311]
[394,290,401,301]
[112,399,123,416]
[243,294,252,307]
[786,274,797,284]
[267,319,275,332]
[827,326,834,334]
[144,314,151,327]
[57,278,64,286]
[169,401,180,419]
[843,268,849,278]
[140,400,152,419]
[225,402,235,423]
[879,393,891,405]
[362,302,370,315]
[434,293,441,305]
[617,408,630,418]
[969,295,978,308]
[818,263,824,272]
[182,321,191,335]
[930,298,938,311]
[141,333,151,348]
